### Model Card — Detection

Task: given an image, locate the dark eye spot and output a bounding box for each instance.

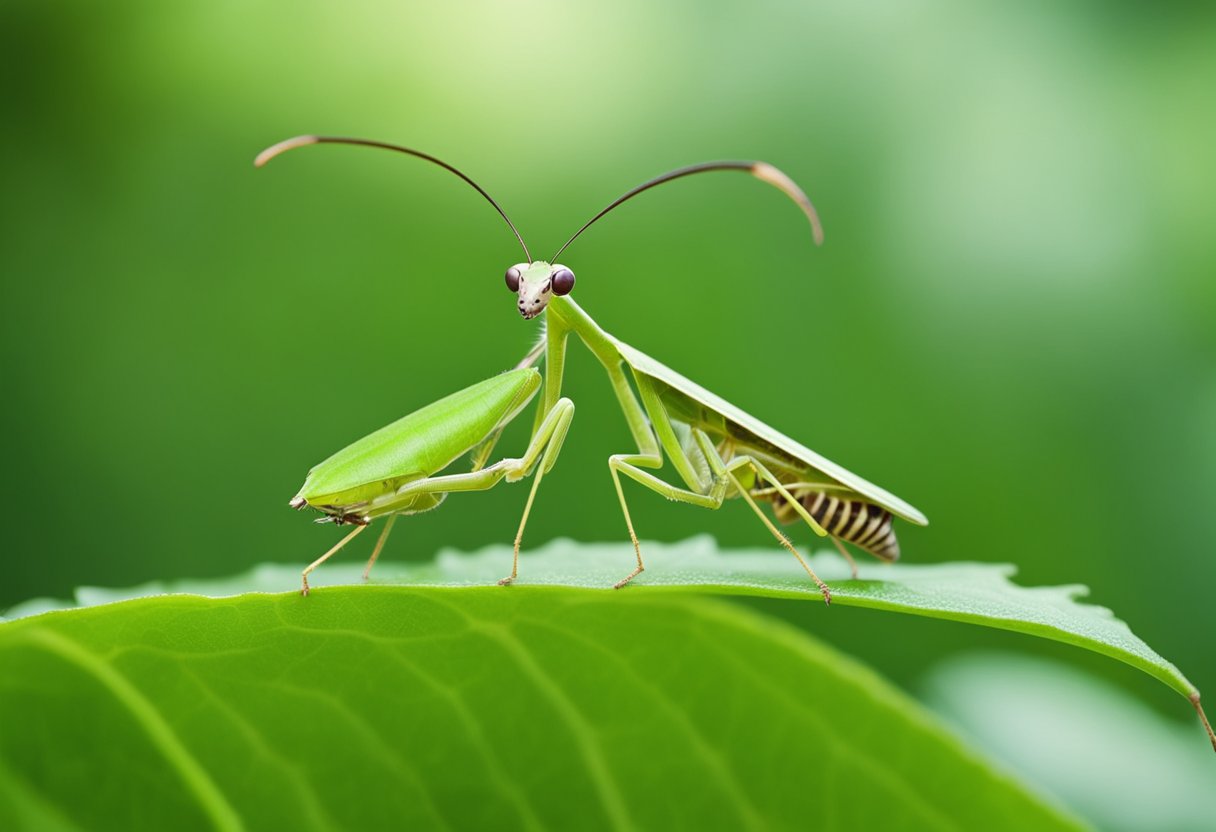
[551,267,575,296]
[505,267,521,292]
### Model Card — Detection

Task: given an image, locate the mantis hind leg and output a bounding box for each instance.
[700,445,841,593]
[719,460,832,604]
[744,475,861,579]
[830,536,860,580]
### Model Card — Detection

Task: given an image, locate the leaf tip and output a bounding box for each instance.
[1189,691,1216,753]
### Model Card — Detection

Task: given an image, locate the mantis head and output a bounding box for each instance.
[505,261,576,319]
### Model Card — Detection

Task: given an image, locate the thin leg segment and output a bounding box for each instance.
[363,514,398,582]
[734,469,862,577]
[830,536,860,580]
[702,437,832,602]
[607,452,720,589]
[301,525,367,595]
[723,466,831,604]
[602,375,833,600]
[605,445,833,603]
[546,300,833,598]
[499,399,575,585]
[604,373,720,588]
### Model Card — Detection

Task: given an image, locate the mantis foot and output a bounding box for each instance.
[612,566,644,590]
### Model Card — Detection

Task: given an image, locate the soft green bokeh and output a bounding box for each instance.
[925,653,1216,832]
[2,0,1213,776]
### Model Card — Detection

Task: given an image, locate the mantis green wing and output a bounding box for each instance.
[611,340,929,527]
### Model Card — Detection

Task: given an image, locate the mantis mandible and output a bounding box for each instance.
[257,136,928,601]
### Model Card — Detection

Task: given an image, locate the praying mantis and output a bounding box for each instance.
[256,136,928,601]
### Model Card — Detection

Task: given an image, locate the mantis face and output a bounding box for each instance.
[505,261,576,320]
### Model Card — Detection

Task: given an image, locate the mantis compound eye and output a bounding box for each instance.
[551,266,575,296]
[505,266,522,292]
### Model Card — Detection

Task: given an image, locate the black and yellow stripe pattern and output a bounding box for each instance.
[771,490,900,562]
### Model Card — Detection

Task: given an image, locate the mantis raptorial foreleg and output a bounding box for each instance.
[499,398,575,585]
[470,342,548,472]
[368,397,574,512]
[300,397,575,595]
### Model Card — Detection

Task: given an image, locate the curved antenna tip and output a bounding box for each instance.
[250,134,532,260]
[254,135,321,168]
[552,159,825,261]
[750,162,824,245]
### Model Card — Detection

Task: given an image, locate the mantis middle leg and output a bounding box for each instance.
[604,373,834,601]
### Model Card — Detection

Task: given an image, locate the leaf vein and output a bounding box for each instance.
[521,616,767,830]
[18,627,245,832]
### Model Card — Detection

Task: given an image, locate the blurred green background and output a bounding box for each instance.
[3,0,1214,787]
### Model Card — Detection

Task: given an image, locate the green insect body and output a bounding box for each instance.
[259,135,927,600]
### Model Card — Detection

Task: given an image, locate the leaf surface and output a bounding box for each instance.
[16,535,1198,703]
[0,585,1081,831]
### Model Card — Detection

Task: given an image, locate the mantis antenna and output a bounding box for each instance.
[254,135,532,262]
[550,160,824,261]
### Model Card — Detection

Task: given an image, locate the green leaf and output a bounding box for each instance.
[0,587,1081,831]
[14,535,1203,715]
